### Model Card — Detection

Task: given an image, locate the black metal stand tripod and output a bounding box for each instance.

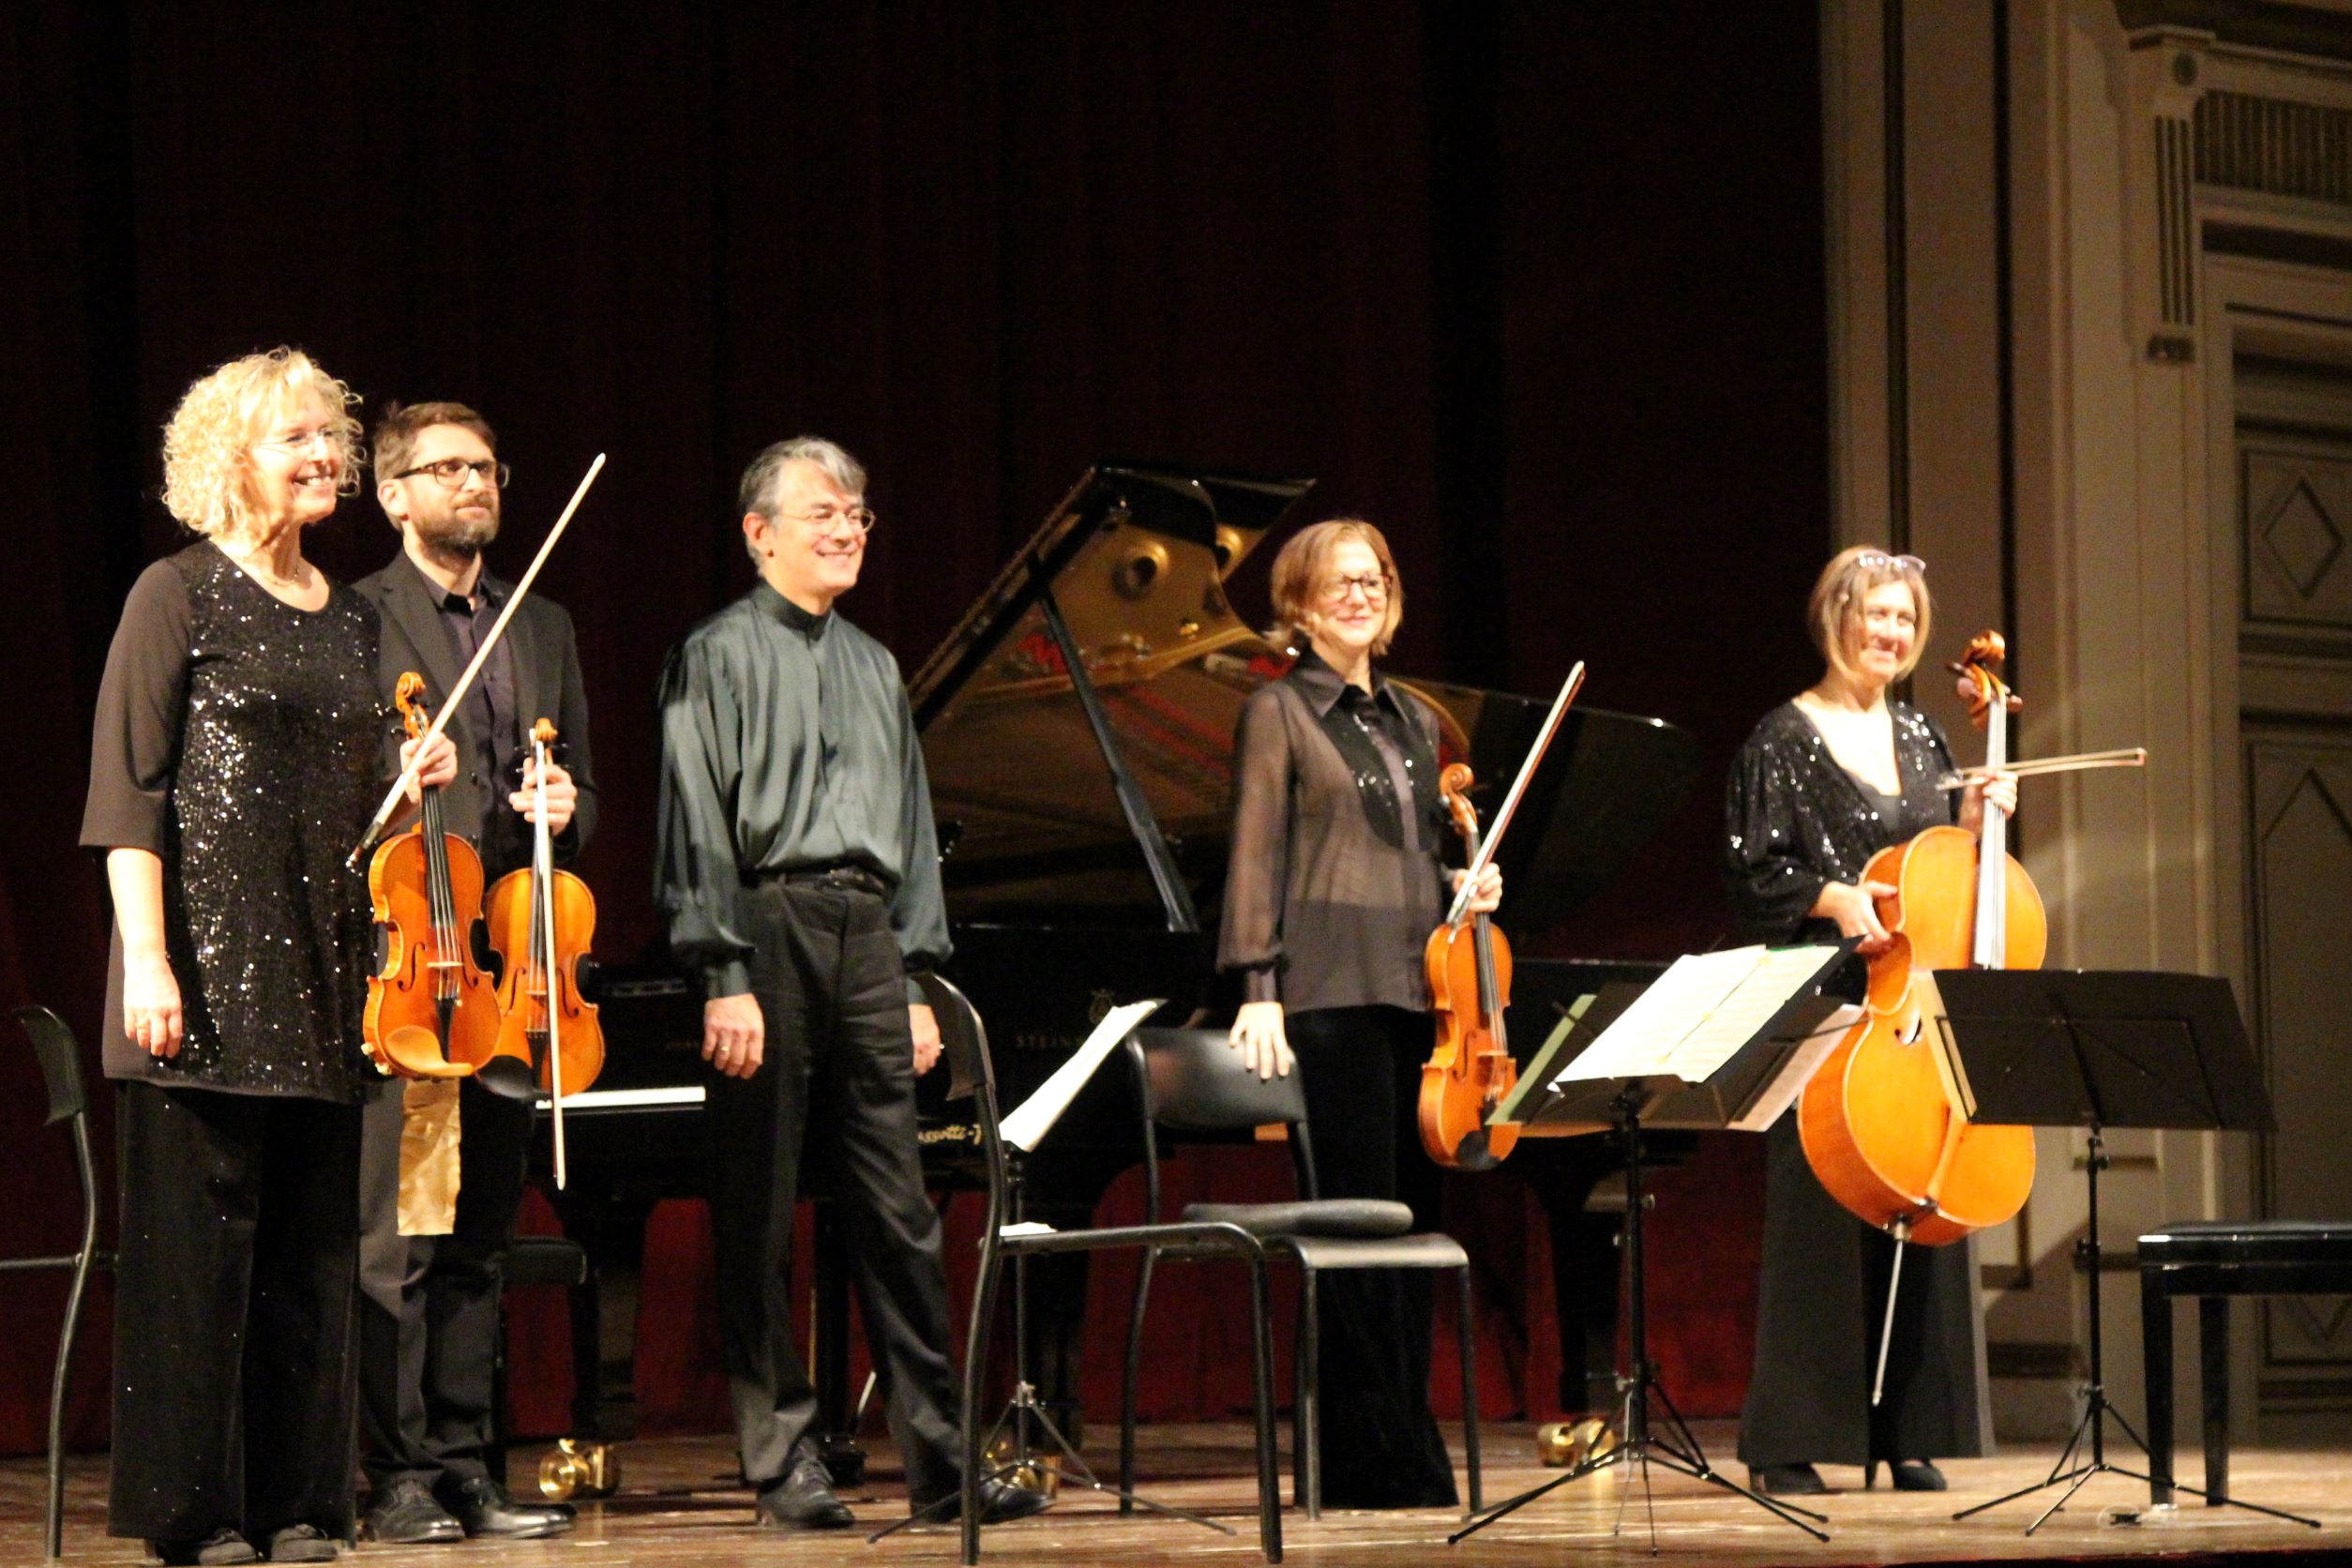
[1451,1092,1831,1551]
[868,1155,1227,1544]
[1953,1126,2319,1533]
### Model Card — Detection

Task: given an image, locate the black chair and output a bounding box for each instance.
[1119,1027,1481,1520]
[916,975,1286,1565]
[8,1007,114,1560]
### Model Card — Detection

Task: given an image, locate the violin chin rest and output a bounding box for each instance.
[1448,1129,1501,1172]
[475,1056,541,1102]
[382,1026,476,1080]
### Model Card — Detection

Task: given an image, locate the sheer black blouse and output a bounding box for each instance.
[1723,700,1958,945]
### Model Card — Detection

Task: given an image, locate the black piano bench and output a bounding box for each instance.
[491,1234,590,1485]
[2137,1219,2352,1507]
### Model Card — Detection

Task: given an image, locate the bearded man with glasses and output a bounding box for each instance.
[352,400,596,1545]
[655,436,1050,1531]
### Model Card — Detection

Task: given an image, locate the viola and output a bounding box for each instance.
[1419,763,1519,1171]
[1797,631,2044,1251]
[483,719,604,1135]
[364,672,504,1081]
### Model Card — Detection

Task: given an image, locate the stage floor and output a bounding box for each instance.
[6,1421,2347,1565]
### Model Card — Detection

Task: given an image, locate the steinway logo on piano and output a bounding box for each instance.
[919,1123,981,1147]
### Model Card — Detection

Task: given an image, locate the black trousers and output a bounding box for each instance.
[109,1082,361,1545]
[1287,1004,1459,1509]
[355,1075,535,1495]
[707,880,962,1500]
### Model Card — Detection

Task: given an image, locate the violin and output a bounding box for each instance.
[483,719,604,1123]
[1419,763,1519,1171]
[1797,631,2043,1251]
[364,672,504,1081]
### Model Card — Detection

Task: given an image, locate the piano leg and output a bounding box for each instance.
[811,1202,868,1487]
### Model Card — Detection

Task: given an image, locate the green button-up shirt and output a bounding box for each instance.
[655,580,951,1000]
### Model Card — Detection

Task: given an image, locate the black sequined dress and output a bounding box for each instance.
[1724,700,1995,1470]
[83,540,384,1102]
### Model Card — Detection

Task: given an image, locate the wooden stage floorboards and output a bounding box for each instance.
[6,1422,2347,1565]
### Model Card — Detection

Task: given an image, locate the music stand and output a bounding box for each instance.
[1452,943,1855,1552]
[1920,969,2315,1533]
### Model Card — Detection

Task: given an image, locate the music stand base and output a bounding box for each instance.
[1954,1387,2320,1534]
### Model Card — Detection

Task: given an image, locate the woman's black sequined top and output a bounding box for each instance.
[1723,699,1958,945]
[82,541,385,1101]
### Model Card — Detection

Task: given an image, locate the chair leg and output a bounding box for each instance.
[962,1241,1002,1567]
[1244,1255,1284,1563]
[45,1248,92,1562]
[1456,1263,1481,1517]
[1120,1245,1157,1515]
[1297,1269,1319,1519]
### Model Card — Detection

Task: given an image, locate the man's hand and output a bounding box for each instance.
[704,992,765,1078]
[1228,1000,1293,1080]
[910,1003,942,1076]
[400,732,460,803]
[510,761,579,836]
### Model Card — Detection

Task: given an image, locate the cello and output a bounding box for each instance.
[484,717,604,1184]
[1796,632,2042,1393]
[1420,763,1518,1171]
[364,672,504,1080]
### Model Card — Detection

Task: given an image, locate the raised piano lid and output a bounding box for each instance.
[910,460,1702,932]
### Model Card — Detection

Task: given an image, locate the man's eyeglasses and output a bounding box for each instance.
[783,506,877,535]
[396,458,510,490]
[1319,570,1391,605]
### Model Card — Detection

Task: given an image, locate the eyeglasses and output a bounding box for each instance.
[1856,551,1925,575]
[784,505,877,535]
[253,427,339,456]
[395,457,509,490]
[1319,570,1391,604]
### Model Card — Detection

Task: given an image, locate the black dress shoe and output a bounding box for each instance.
[260,1525,337,1563]
[1890,1459,1946,1491]
[438,1474,576,1539]
[1748,1462,1827,1496]
[911,1476,1055,1525]
[151,1529,258,1566]
[757,1450,855,1530]
[364,1477,464,1544]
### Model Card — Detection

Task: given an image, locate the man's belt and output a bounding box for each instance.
[756,864,892,897]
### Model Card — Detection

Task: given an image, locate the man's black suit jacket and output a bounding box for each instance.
[354,552,597,879]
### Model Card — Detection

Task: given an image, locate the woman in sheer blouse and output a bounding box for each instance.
[1724,546,2015,1498]
[1218,519,1500,1510]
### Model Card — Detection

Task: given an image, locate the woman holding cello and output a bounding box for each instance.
[1221,520,1500,1510]
[81,350,455,1564]
[1725,546,2015,1497]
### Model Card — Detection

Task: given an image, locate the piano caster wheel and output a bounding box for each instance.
[985,1439,1062,1500]
[537,1439,622,1500]
[817,1433,867,1489]
[1535,1416,1615,1470]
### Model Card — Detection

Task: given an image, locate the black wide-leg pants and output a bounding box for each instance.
[1285,1004,1459,1509]
[355,1076,535,1497]
[707,880,962,1501]
[109,1081,362,1545]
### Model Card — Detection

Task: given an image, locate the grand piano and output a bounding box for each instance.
[541,461,1701,1467]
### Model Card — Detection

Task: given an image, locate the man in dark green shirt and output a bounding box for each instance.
[654,436,1047,1531]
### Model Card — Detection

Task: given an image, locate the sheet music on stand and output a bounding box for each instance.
[998,998,1164,1153]
[1534,943,1856,1131]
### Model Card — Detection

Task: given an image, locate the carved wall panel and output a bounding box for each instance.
[2244,733,2352,1401]
[2240,443,2352,629]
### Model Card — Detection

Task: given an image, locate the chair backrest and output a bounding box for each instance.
[15,1007,88,1127]
[1131,1027,1308,1133]
[912,972,1009,1223]
[1128,1027,1318,1207]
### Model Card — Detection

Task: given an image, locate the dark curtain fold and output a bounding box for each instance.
[0,0,1824,1453]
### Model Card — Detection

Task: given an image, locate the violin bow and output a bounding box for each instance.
[347,453,608,868]
[1441,660,1586,928]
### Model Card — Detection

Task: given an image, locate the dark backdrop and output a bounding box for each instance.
[0,2,1828,1453]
